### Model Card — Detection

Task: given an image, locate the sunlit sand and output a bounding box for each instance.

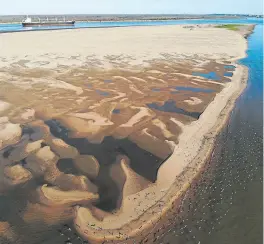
[0,24,253,243]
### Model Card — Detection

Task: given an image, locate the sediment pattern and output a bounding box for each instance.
[0,24,250,243]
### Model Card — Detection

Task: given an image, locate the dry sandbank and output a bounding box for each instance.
[0,24,252,243]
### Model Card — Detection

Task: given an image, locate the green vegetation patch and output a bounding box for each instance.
[216,24,243,31]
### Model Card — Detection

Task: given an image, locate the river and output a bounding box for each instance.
[0,17,262,32]
[0,18,262,244]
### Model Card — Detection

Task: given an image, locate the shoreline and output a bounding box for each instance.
[72,29,252,243]
[73,65,249,244]
[0,18,253,35]
[243,24,256,38]
[0,16,245,25]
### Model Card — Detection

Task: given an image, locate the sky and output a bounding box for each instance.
[0,0,263,15]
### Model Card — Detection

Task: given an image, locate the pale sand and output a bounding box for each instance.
[47,137,79,159]
[0,25,246,70]
[73,155,100,180]
[0,101,11,114]
[21,108,35,121]
[69,112,113,126]
[38,184,99,206]
[109,155,151,208]
[184,96,203,105]
[0,116,22,150]
[73,64,248,244]
[170,118,185,129]
[129,128,173,159]
[113,106,156,139]
[4,164,32,186]
[71,29,247,243]
[0,25,249,243]
[8,139,43,162]
[152,119,174,139]
[119,107,154,128]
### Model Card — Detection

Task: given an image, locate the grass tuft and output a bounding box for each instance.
[216,24,242,31]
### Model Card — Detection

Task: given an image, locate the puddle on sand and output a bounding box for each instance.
[147,99,201,119]
[104,79,113,83]
[96,90,110,96]
[112,109,121,114]
[224,65,236,70]
[175,86,214,93]
[224,72,233,77]
[151,87,179,94]
[192,71,220,80]
[151,88,162,92]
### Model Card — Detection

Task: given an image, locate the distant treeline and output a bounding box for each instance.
[0,14,251,24]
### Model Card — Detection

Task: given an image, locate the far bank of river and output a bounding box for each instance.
[0,17,261,33]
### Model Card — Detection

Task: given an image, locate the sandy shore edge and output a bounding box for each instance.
[73,65,249,244]
[72,28,252,243]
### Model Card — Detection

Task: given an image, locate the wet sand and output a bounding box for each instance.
[0,24,253,243]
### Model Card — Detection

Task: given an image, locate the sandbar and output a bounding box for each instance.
[0,24,253,244]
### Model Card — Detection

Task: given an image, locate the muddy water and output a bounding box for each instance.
[147,100,202,119]
[158,23,263,244]
[45,119,164,211]
[192,71,221,80]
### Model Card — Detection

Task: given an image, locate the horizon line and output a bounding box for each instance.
[0,13,262,16]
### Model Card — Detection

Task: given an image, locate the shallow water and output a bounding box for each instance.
[192,71,221,80]
[224,72,233,77]
[152,88,162,92]
[95,89,110,96]
[112,109,121,114]
[45,119,164,211]
[147,99,201,119]
[104,79,113,83]
[0,17,261,33]
[175,86,214,93]
[224,65,236,70]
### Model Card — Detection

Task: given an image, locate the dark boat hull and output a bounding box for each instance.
[22,21,75,27]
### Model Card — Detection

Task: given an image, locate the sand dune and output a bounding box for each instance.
[58,113,113,142]
[120,156,151,197]
[0,116,22,150]
[129,128,173,159]
[184,96,203,105]
[152,119,174,139]
[53,174,98,192]
[38,184,99,206]
[74,155,100,180]
[114,107,155,138]
[25,146,58,176]
[47,137,79,159]
[4,164,32,186]
[8,139,43,162]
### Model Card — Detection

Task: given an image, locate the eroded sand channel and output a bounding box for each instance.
[0,24,250,244]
